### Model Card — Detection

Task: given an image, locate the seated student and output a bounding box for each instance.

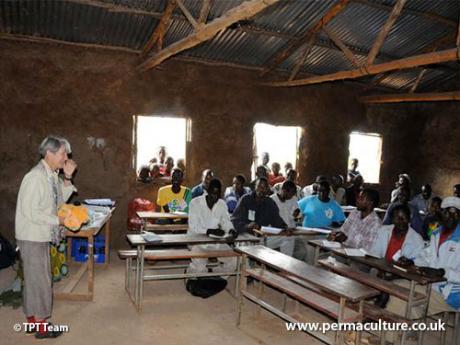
[329,189,381,253]
[224,174,251,213]
[302,175,327,198]
[298,181,345,229]
[385,197,460,319]
[191,169,214,199]
[298,181,345,263]
[369,204,425,262]
[390,173,411,203]
[411,184,433,216]
[231,177,286,235]
[422,196,442,240]
[187,178,237,275]
[249,165,269,192]
[331,175,346,205]
[156,168,191,213]
[268,181,300,257]
[345,174,364,207]
[268,162,285,187]
[273,169,303,200]
[383,185,424,237]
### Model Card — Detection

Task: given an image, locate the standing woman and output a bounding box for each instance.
[15,135,77,339]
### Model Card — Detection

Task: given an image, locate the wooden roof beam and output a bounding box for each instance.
[322,26,359,67]
[198,0,212,24]
[360,91,460,104]
[264,48,459,87]
[141,0,176,58]
[366,0,406,66]
[138,0,280,72]
[176,0,199,29]
[288,34,317,81]
[260,0,350,77]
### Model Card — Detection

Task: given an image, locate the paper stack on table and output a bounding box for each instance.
[295,227,331,234]
[84,198,115,207]
[261,226,284,235]
[141,232,163,243]
[322,240,341,248]
[344,248,366,257]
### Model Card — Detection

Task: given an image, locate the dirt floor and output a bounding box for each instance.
[0,255,454,345]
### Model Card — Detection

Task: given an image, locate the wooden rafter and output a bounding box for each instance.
[288,34,317,81]
[409,69,428,93]
[138,0,280,72]
[351,0,457,29]
[366,0,406,66]
[198,0,212,24]
[322,26,359,67]
[260,0,350,77]
[360,91,460,104]
[176,0,199,29]
[141,0,176,57]
[264,48,459,87]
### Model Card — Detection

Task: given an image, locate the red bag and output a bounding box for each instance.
[127,198,155,231]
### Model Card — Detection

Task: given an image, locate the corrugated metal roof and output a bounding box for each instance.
[0,0,458,91]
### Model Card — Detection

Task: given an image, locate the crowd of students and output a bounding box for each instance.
[151,154,460,323]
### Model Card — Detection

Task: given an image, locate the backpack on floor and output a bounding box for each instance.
[185,277,227,298]
[0,233,17,270]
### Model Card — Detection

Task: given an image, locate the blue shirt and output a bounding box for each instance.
[224,186,251,213]
[298,195,345,228]
[191,184,205,199]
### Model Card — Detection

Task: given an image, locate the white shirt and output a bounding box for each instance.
[270,193,298,228]
[188,195,234,235]
[369,225,425,261]
[15,160,76,242]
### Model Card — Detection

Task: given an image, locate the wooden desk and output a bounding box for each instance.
[308,239,446,345]
[235,245,379,345]
[136,211,188,232]
[56,206,114,301]
[126,233,260,311]
[136,211,188,220]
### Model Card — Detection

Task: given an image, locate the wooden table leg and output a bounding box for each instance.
[88,234,94,298]
[103,218,111,268]
[236,254,247,327]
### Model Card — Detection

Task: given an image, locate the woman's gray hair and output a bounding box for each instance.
[39,136,72,158]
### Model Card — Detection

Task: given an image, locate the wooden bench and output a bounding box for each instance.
[118,249,239,260]
[118,248,242,308]
[246,268,361,322]
[282,272,413,345]
[318,258,425,303]
[235,245,380,345]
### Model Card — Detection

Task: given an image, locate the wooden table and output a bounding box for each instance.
[55,206,114,301]
[126,233,260,311]
[308,239,446,345]
[235,245,379,345]
[136,211,188,232]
